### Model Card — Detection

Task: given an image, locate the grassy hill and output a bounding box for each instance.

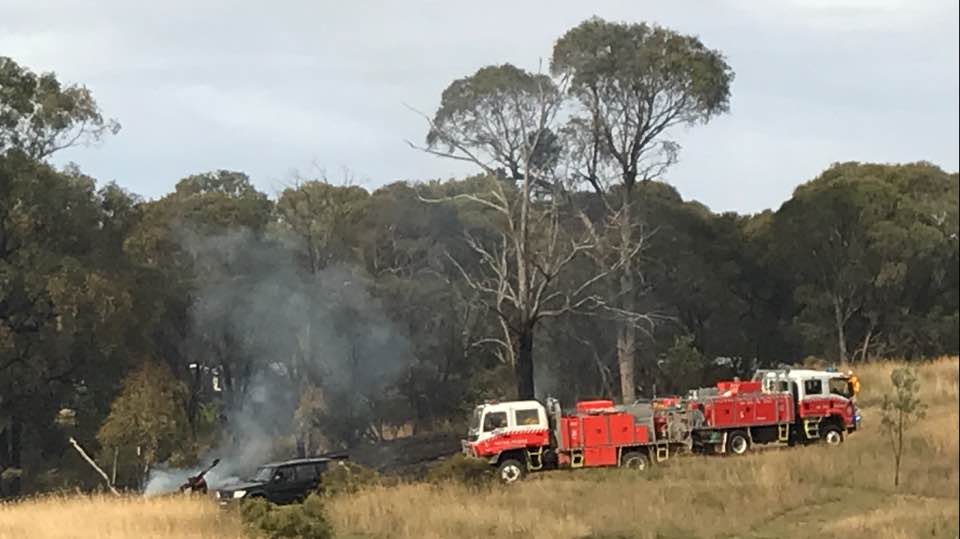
[1,358,957,539]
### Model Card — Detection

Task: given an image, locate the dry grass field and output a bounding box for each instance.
[1,357,956,539]
[0,494,248,539]
[329,357,960,539]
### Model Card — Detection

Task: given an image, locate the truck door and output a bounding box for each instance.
[790,381,800,420]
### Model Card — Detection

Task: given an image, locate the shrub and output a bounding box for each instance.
[320,461,381,496]
[239,494,332,539]
[425,453,494,488]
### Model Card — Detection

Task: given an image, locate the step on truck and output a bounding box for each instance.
[461,367,861,483]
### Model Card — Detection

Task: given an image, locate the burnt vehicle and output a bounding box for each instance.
[215,456,345,505]
[179,458,220,494]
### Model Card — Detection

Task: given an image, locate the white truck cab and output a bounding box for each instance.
[465,400,547,443]
[754,369,857,400]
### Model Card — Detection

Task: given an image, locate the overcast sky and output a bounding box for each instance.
[2,0,957,213]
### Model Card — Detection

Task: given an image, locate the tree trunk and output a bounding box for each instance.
[894,408,903,487]
[0,420,8,497]
[858,322,874,364]
[111,447,119,486]
[894,452,901,487]
[618,323,637,403]
[7,417,21,497]
[617,186,637,404]
[186,365,203,435]
[514,325,535,399]
[833,297,848,363]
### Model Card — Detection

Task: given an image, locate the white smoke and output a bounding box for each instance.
[143,227,411,495]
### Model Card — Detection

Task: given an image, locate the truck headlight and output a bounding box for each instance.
[214,491,221,499]
[232,490,247,499]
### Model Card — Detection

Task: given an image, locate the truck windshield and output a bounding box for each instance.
[252,466,274,482]
[829,378,853,398]
[468,406,482,434]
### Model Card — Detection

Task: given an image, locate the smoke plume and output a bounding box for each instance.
[144,227,411,494]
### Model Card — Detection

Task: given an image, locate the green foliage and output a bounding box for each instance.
[276,181,369,272]
[96,361,190,476]
[426,454,494,488]
[766,162,959,362]
[427,64,559,180]
[552,18,733,119]
[239,494,333,539]
[880,367,927,487]
[551,18,733,194]
[657,336,708,393]
[0,56,119,159]
[320,461,382,496]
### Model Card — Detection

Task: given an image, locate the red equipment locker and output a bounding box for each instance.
[609,414,636,446]
[561,417,582,448]
[582,415,610,447]
[634,424,650,444]
[735,399,755,423]
[701,393,794,428]
[583,446,617,467]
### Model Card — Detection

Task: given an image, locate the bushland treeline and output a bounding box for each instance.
[1,17,957,495]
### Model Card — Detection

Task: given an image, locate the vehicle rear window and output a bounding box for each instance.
[804,379,823,396]
[515,409,540,426]
[296,464,318,480]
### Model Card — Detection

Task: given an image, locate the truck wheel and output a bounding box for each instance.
[497,459,525,484]
[621,452,649,471]
[822,424,843,446]
[726,431,750,455]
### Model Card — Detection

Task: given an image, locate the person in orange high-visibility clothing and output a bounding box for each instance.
[847,371,861,397]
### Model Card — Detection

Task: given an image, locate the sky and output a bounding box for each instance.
[1,0,957,214]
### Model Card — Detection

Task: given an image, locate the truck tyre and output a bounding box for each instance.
[621,451,649,471]
[497,459,525,484]
[726,430,750,455]
[822,424,843,446]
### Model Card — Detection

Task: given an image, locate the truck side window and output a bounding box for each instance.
[483,411,507,432]
[804,379,823,396]
[515,409,540,426]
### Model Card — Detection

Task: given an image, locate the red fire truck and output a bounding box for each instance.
[688,368,861,455]
[461,368,860,483]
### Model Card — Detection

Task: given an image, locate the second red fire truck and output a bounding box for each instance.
[462,367,861,483]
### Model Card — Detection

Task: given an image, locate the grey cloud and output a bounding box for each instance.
[2,0,956,212]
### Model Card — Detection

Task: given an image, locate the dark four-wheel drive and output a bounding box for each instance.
[215,456,345,505]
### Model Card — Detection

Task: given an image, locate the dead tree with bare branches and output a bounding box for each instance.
[411,63,631,399]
